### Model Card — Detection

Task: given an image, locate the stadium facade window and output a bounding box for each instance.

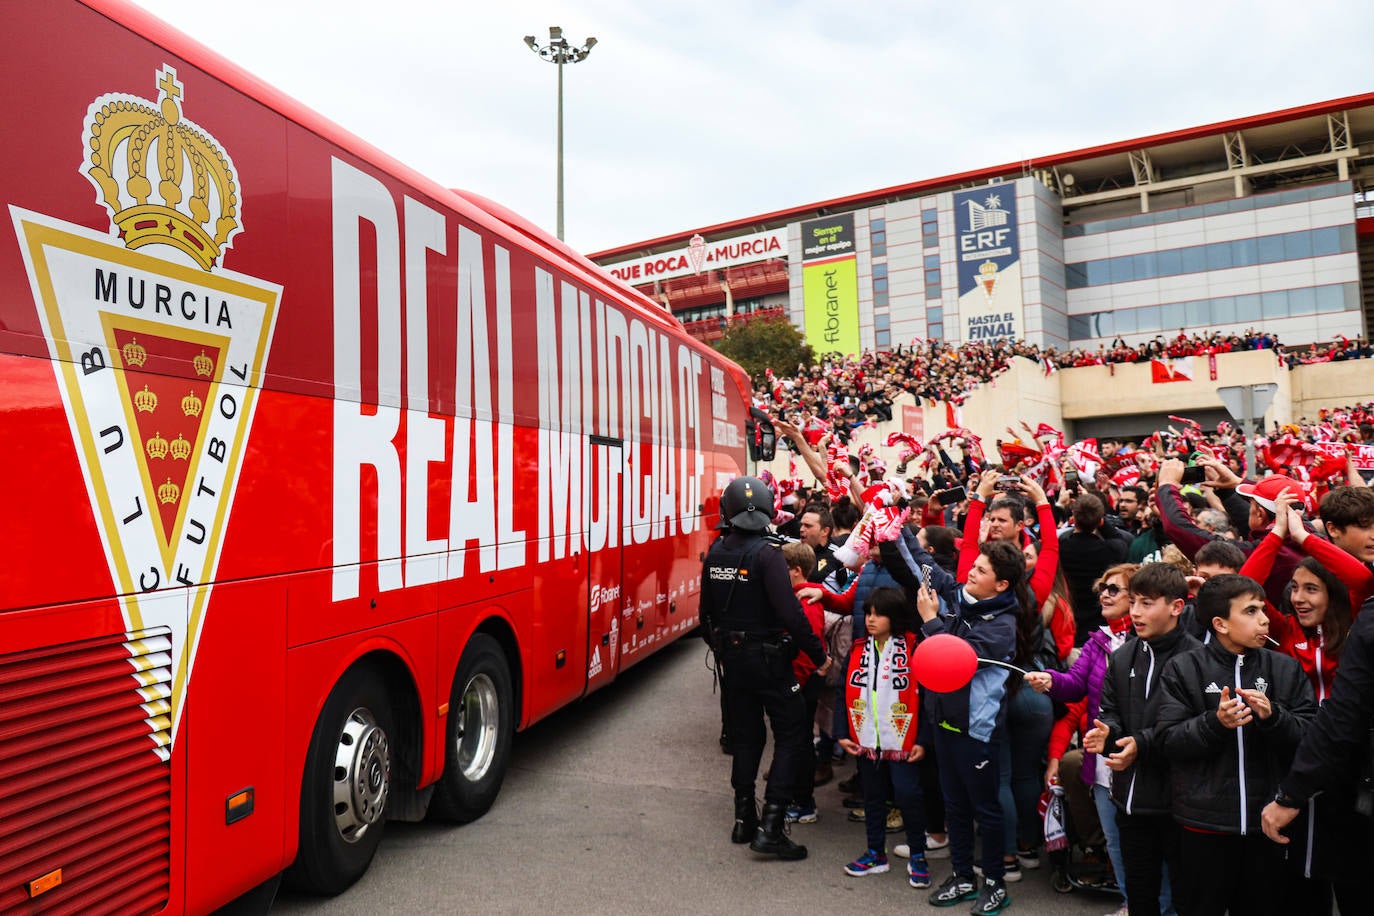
[871,217,887,258]
[872,261,888,294]
[875,329,891,348]
[921,208,939,249]
[1063,181,1350,237]
[1066,281,1357,342]
[928,322,944,340]
[1064,226,1354,289]
[874,312,890,331]
[873,290,889,308]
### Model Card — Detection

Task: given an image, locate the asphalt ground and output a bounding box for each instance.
[274,637,1126,915]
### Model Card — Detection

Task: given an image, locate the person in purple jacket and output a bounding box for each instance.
[1026,562,1138,915]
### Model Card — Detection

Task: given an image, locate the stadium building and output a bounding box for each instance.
[590,93,1374,356]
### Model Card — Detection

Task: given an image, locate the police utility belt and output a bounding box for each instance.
[714,629,794,656]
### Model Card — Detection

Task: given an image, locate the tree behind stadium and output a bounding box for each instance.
[712,312,815,382]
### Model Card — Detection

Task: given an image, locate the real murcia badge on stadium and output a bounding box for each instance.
[977,260,1000,304]
[687,233,706,275]
[10,65,280,745]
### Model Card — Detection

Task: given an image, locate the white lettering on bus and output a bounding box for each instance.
[330,157,708,601]
[331,158,403,601]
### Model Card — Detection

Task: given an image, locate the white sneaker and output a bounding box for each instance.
[893,836,949,859]
[973,860,1023,883]
[925,833,950,858]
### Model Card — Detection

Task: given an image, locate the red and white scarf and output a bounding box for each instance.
[845,633,921,760]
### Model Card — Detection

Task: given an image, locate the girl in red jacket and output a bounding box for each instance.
[1238,489,1372,702]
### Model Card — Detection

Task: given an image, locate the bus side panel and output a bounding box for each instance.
[281,613,439,862]
[182,576,286,916]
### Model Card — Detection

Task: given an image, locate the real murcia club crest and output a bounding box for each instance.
[977,260,1000,304]
[848,698,869,738]
[9,65,280,743]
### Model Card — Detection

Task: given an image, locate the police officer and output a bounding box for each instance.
[702,476,830,860]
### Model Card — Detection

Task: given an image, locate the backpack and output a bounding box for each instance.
[823,610,852,687]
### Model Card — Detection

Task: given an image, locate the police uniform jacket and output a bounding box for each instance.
[701,530,826,667]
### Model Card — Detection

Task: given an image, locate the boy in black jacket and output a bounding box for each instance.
[1085,563,1199,916]
[1156,574,1316,916]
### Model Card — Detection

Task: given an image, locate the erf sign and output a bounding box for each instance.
[953,183,1024,343]
[605,228,785,283]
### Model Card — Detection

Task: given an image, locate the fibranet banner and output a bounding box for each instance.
[954,185,1023,343]
[801,214,860,356]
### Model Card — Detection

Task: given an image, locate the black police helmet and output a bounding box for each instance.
[720,476,774,532]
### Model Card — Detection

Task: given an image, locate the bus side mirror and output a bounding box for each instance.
[748,408,776,463]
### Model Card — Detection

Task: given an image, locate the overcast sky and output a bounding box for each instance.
[127,0,1372,255]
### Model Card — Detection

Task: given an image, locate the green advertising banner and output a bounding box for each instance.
[801,215,860,356]
[802,258,860,356]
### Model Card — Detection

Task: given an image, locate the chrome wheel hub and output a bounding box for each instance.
[455,673,499,781]
[332,707,390,843]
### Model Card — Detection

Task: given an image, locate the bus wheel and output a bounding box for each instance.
[429,634,513,823]
[286,666,393,895]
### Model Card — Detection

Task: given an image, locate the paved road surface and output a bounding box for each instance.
[274,638,1122,915]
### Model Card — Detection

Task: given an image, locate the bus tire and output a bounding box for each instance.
[285,666,393,895]
[429,633,514,823]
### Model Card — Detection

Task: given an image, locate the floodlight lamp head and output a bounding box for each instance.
[549,25,563,39]
[585,36,597,48]
[523,35,537,49]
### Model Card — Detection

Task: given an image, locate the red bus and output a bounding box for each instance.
[0,2,776,912]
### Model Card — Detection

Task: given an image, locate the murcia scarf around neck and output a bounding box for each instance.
[846,632,921,760]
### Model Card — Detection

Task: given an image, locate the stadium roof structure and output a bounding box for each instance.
[590,91,1374,265]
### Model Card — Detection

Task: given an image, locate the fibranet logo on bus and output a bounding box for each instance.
[9,66,281,742]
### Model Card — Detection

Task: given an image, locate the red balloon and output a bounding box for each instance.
[913,633,978,693]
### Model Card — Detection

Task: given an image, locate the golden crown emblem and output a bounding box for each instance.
[891,701,908,715]
[192,349,214,377]
[122,337,148,367]
[181,390,203,417]
[157,477,181,506]
[145,431,169,460]
[169,433,191,461]
[83,66,240,270]
[978,261,998,278]
[134,385,158,413]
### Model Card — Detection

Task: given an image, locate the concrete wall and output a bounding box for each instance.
[1057,349,1293,428]
[762,356,1064,484]
[1290,359,1374,421]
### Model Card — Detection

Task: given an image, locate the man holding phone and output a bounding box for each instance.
[1154,458,1306,607]
[955,470,1060,608]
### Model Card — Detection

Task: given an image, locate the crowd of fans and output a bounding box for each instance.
[731,400,1374,915]
[753,331,1373,438]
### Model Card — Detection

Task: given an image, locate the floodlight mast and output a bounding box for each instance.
[523,27,597,241]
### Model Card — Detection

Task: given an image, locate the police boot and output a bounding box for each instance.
[730,794,758,844]
[749,802,808,860]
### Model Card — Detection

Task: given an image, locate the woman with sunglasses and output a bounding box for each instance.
[1026,563,1140,915]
